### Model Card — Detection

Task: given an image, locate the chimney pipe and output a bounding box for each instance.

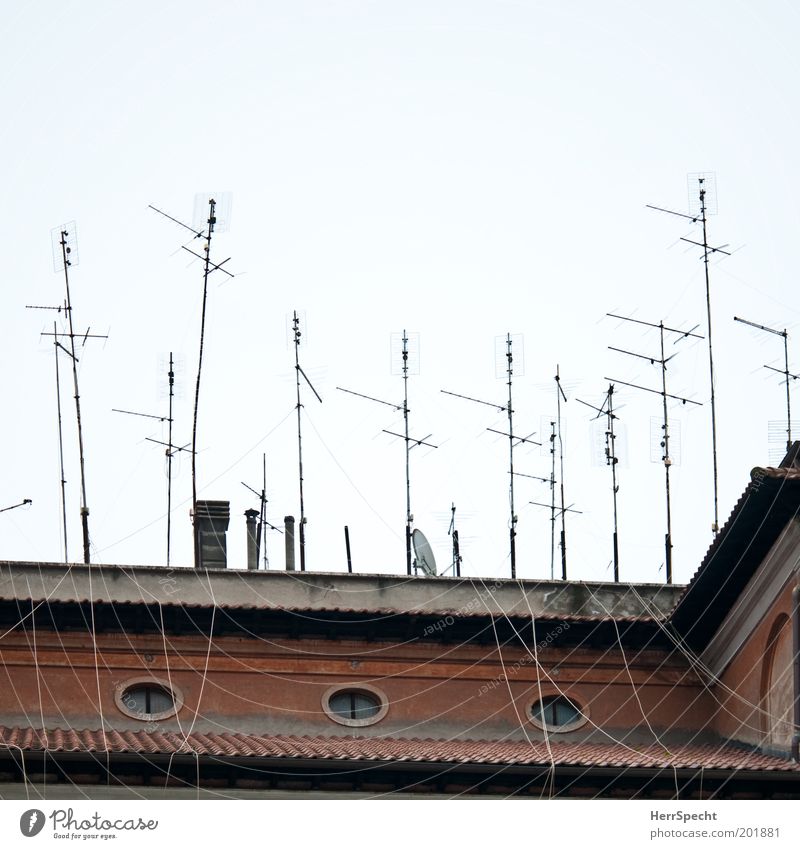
[285,515,296,571]
[245,509,259,570]
[194,500,230,569]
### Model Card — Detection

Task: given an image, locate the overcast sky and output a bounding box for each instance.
[2,1,799,584]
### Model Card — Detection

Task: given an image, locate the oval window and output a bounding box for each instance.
[115,679,181,721]
[530,695,585,731]
[322,685,388,727]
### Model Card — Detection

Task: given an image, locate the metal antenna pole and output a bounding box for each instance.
[340,332,435,576]
[292,311,322,571]
[734,316,797,452]
[549,421,556,579]
[506,335,517,579]
[53,320,68,563]
[191,198,216,568]
[577,384,621,580]
[647,177,730,537]
[658,323,674,583]
[555,366,568,580]
[261,453,267,569]
[403,331,413,576]
[448,503,462,578]
[59,230,91,564]
[608,385,620,582]
[167,352,174,567]
[699,181,720,534]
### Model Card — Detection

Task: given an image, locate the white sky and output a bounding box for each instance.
[1,0,799,584]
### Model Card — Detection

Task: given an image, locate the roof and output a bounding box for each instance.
[1,726,797,773]
[670,456,800,648]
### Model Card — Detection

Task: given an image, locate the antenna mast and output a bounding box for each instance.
[606,313,703,582]
[577,384,621,581]
[242,454,282,570]
[338,330,435,575]
[555,366,569,579]
[35,226,106,564]
[292,311,322,571]
[443,334,539,578]
[149,198,235,567]
[648,175,729,534]
[734,316,797,452]
[448,503,462,577]
[111,353,185,566]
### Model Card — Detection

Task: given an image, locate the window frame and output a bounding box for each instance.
[321,683,389,728]
[528,692,588,733]
[114,676,183,722]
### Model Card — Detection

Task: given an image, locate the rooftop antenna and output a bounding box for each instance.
[28,224,108,564]
[555,366,569,579]
[648,174,729,535]
[149,196,235,567]
[111,353,183,566]
[577,384,621,581]
[442,333,539,578]
[606,313,703,583]
[292,311,322,571]
[339,331,436,575]
[734,316,798,452]
[242,453,282,570]
[447,503,462,577]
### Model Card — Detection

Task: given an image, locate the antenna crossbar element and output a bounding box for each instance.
[112,408,170,423]
[606,313,704,341]
[529,500,582,515]
[603,377,701,406]
[382,430,438,449]
[0,499,32,515]
[440,389,507,412]
[148,204,204,239]
[145,438,193,455]
[337,387,403,411]
[487,428,542,446]
[679,237,731,256]
[734,315,796,450]
[512,471,550,483]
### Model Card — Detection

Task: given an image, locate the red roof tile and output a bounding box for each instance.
[1,726,796,772]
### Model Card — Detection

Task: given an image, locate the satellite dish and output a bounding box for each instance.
[412,529,437,577]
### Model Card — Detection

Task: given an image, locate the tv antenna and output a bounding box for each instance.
[606,313,703,583]
[111,353,186,566]
[648,174,730,535]
[734,316,797,452]
[149,197,235,567]
[242,453,282,570]
[447,503,463,577]
[291,311,322,571]
[577,384,621,581]
[442,334,539,578]
[339,331,436,575]
[411,528,437,577]
[28,224,108,564]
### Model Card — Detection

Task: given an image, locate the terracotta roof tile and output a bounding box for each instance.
[1,726,796,772]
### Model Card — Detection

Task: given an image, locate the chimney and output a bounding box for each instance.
[284,515,296,571]
[245,509,259,570]
[194,500,230,569]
